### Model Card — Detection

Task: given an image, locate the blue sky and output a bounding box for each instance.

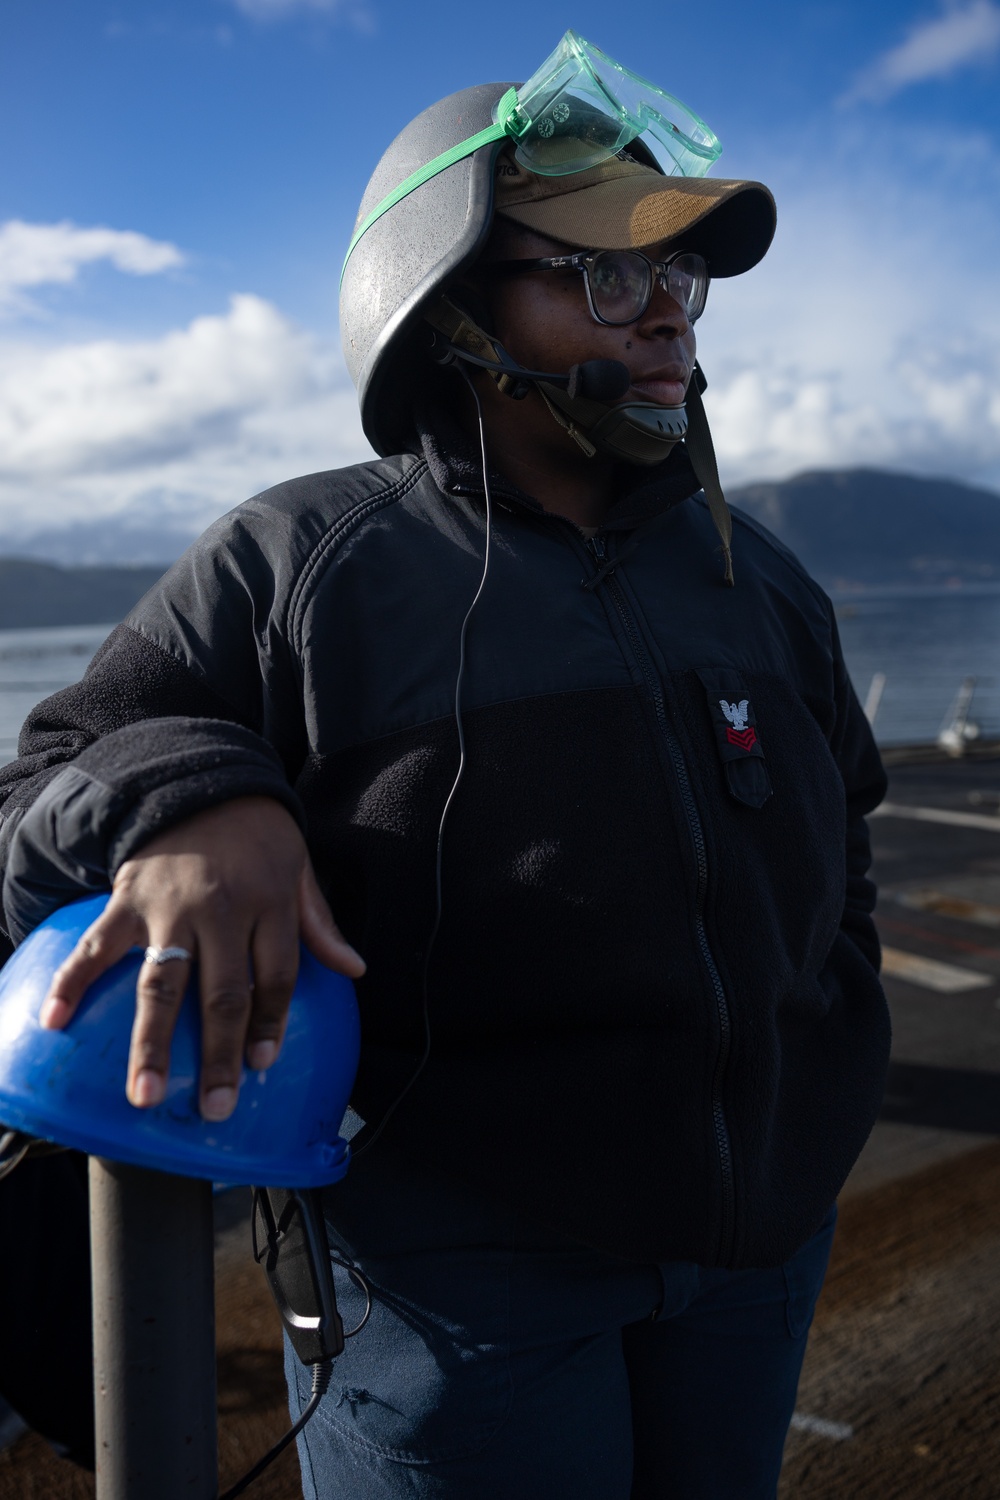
[1,0,999,559]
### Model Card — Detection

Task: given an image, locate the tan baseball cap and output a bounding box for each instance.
[494,148,776,278]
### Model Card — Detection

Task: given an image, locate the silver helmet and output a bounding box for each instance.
[340,60,776,583]
[341,83,510,458]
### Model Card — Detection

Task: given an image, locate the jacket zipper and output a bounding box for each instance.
[586,533,736,1264]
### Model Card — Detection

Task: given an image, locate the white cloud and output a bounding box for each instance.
[0,294,372,552]
[844,0,1000,103]
[224,0,375,30]
[700,145,1000,492]
[2,133,999,565]
[0,221,184,311]
[227,0,342,17]
[706,354,1000,487]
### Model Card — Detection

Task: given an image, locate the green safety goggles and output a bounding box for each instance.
[342,31,722,280]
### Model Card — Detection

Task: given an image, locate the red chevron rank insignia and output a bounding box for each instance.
[725,725,757,752]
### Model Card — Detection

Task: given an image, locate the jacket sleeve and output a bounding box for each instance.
[0,517,309,947]
[828,617,887,973]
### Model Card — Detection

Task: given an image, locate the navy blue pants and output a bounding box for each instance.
[286,1149,835,1499]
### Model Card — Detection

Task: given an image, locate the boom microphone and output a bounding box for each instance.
[423,299,632,405]
[565,360,631,402]
[422,294,703,478]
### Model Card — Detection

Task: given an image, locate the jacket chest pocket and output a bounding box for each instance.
[696,667,773,810]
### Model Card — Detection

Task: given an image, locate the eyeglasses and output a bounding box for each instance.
[485,248,709,326]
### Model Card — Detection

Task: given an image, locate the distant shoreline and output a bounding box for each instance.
[829,581,1000,602]
[4,558,1000,631]
[0,559,166,630]
[3,460,1000,627]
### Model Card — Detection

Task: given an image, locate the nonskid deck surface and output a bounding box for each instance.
[782,753,1000,1499]
[4,756,1000,1499]
[0,1188,302,1500]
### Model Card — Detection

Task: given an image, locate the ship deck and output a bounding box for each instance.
[3,752,1000,1499]
[783,750,1000,1497]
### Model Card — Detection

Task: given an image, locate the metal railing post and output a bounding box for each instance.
[89,1158,217,1499]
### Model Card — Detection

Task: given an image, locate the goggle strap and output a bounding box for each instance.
[685,374,734,587]
[341,88,520,285]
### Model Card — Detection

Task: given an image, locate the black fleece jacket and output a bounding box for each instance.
[0,422,890,1269]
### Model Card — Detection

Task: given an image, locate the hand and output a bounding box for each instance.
[39,796,365,1121]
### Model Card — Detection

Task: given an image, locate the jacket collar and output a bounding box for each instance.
[415,404,702,533]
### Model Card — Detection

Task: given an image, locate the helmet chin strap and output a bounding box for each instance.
[535,379,688,464]
[424,294,735,584]
[538,379,733,586]
[683,373,734,587]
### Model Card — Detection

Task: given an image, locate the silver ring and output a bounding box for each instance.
[144,945,193,966]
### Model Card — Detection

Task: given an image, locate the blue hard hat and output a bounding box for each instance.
[0,895,360,1186]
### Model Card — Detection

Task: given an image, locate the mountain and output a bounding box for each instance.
[729,469,1000,591]
[1,468,998,627]
[0,559,167,629]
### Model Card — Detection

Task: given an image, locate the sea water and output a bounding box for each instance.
[832,585,1000,747]
[0,624,113,766]
[0,587,999,766]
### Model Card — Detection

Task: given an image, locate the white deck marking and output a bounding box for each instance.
[881,946,994,993]
[872,802,1000,833]
[895,890,1000,928]
[790,1412,854,1441]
